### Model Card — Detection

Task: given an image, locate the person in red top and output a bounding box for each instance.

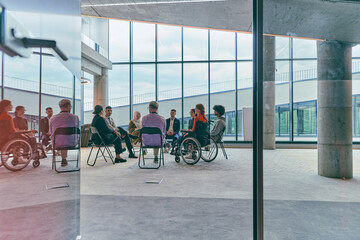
[0,100,17,146]
[192,103,207,132]
[177,104,209,159]
[0,100,45,159]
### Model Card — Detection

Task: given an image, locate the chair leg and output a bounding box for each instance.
[138,147,142,168]
[221,142,228,159]
[98,147,108,162]
[86,146,96,166]
[104,146,115,164]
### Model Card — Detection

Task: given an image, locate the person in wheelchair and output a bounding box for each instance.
[0,100,46,161]
[177,103,209,159]
[211,105,226,143]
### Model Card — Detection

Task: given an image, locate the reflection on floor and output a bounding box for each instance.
[80,148,360,240]
[1,148,360,240]
[0,151,80,240]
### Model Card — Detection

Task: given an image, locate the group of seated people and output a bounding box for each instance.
[91,100,226,163]
[0,99,79,167]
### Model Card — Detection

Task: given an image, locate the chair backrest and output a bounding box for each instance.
[53,127,80,148]
[89,126,106,145]
[140,127,163,147]
[194,120,210,146]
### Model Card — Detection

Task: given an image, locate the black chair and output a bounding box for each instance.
[86,126,115,166]
[209,119,228,160]
[138,127,164,169]
[217,128,228,160]
[52,127,80,173]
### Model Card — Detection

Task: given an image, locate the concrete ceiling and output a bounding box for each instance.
[81,0,360,44]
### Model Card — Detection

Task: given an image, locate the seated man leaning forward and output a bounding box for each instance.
[104,106,137,159]
[211,105,226,143]
[141,101,166,163]
[49,99,79,167]
[92,105,126,163]
[165,109,180,155]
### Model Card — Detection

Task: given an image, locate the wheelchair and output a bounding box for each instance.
[0,131,46,171]
[174,121,218,165]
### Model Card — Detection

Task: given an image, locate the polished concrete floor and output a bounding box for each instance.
[0,147,359,239]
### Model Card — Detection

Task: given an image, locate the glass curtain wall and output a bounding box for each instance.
[105,19,360,142]
[2,51,82,131]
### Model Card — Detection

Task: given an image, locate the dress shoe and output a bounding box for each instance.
[115,158,127,163]
[128,134,138,140]
[128,153,138,158]
[122,147,126,152]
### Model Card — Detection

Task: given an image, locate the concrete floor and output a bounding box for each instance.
[0,147,359,239]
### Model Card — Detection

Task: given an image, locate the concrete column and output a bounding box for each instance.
[93,68,108,108]
[263,36,276,149]
[317,40,352,179]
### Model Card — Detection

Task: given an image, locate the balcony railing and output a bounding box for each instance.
[86,60,360,111]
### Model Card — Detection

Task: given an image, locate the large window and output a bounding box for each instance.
[104,19,360,142]
[109,64,130,126]
[133,22,155,62]
[158,25,181,61]
[109,20,129,62]
[183,27,208,61]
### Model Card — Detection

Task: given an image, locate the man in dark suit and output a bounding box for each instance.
[40,107,53,149]
[166,109,180,155]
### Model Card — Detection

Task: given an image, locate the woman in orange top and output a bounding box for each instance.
[0,100,40,156]
[192,103,207,132]
[0,100,17,146]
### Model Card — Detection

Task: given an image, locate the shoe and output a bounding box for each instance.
[115,158,127,163]
[185,153,193,159]
[142,150,147,156]
[170,149,175,155]
[122,147,126,153]
[153,156,159,163]
[128,153,138,158]
[128,134,138,140]
[61,159,68,167]
[163,148,169,153]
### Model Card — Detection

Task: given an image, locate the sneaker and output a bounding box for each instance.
[153,156,159,163]
[115,158,127,163]
[185,153,193,159]
[128,153,138,158]
[61,159,68,167]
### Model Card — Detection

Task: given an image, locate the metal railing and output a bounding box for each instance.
[82,60,360,111]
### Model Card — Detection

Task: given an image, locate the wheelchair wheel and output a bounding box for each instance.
[179,137,201,165]
[33,160,40,167]
[201,137,218,162]
[1,138,32,171]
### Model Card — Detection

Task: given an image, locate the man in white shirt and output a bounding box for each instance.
[104,106,137,158]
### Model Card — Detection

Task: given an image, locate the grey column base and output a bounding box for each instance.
[318,144,352,179]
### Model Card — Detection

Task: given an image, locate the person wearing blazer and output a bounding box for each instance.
[166,109,180,154]
[40,107,53,147]
[91,105,126,163]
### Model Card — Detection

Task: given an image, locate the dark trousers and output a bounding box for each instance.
[166,133,179,149]
[41,134,51,146]
[117,126,133,154]
[112,137,123,155]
